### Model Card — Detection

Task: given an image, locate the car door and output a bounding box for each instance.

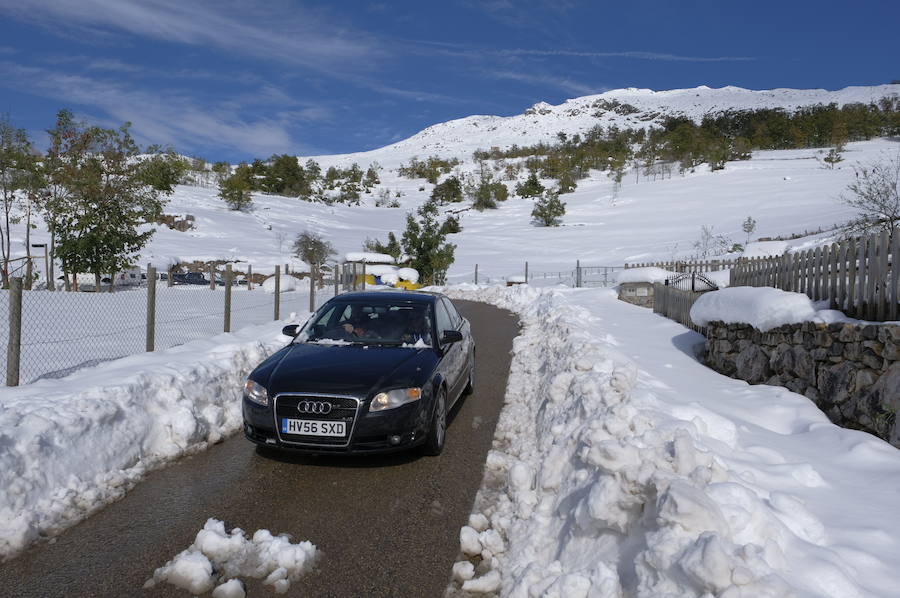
[434,299,462,401]
[435,298,464,399]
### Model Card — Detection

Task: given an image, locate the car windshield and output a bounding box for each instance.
[298,301,433,347]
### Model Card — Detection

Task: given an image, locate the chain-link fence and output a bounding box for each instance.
[2,273,338,387]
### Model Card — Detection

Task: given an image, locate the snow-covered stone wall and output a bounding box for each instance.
[704,321,900,446]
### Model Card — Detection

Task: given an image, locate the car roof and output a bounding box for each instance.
[330,290,440,304]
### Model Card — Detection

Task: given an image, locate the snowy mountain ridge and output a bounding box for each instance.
[308,84,900,169]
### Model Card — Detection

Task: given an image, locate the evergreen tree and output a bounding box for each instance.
[401,201,456,285]
[515,172,545,198]
[292,230,335,280]
[823,148,843,169]
[431,175,463,204]
[135,153,188,192]
[742,216,757,245]
[531,189,566,226]
[363,163,381,191]
[218,164,253,211]
[440,214,461,235]
[364,231,402,259]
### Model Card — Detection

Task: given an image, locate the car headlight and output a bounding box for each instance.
[243,379,269,406]
[369,387,422,411]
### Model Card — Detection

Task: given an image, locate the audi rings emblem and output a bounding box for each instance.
[298,401,332,415]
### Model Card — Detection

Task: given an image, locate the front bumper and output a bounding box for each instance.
[242,393,431,454]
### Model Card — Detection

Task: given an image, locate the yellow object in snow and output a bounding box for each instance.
[396,280,421,290]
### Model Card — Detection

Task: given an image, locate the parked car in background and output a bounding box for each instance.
[242,291,475,456]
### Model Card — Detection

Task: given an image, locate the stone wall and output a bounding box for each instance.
[704,320,900,447]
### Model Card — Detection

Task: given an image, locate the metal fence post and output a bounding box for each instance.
[167,265,174,287]
[525,261,529,283]
[224,264,233,333]
[334,263,339,296]
[576,260,582,288]
[361,262,366,291]
[6,277,23,386]
[146,265,156,352]
[209,264,215,290]
[309,268,316,312]
[474,264,479,284]
[274,265,281,321]
[248,264,253,290]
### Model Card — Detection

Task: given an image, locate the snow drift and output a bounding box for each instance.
[0,318,304,562]
[440,284,900,597]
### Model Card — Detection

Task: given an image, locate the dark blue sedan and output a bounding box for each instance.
[242,291,475,456]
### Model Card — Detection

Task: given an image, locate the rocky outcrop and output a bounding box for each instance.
[704,321,900,448]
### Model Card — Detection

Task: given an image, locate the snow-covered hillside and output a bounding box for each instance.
[305,84,900,170]
[6,84,900,286]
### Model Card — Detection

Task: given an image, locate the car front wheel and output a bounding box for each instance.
[423,388,446,456]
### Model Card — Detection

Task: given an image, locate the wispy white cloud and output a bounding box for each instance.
[486,69,605,97]
[498,49,756,62]
[0,61,321,156]
[0,0,382,74]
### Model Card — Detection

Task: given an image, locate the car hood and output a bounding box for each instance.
[263,342,434,398]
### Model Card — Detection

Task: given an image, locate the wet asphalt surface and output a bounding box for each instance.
[0,300,518,598]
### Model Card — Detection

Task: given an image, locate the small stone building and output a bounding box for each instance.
[618,282,655,307]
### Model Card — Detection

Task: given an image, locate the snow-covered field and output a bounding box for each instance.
[442,284,900,598]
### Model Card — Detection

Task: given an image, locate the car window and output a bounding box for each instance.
[442,297,462,329]
[302,300,433,346]
[435,300,453,335]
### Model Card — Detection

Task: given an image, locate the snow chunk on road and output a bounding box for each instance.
[145,518,318,595]
[691,286,817,331]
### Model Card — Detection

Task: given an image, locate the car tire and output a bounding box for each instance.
[423,388,447,456]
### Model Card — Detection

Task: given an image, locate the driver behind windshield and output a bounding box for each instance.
[342,311,378,339]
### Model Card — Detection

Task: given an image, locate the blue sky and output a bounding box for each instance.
[1,0,897,162]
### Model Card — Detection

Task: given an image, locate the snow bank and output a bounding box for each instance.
[344,252,395,263]
[704,269,731,288]
[616,267,675,284]
[262,274,299,294]
[365,264,397,277]
[691,287,817,331]
[397,267,419,283]
[145,518,318,595]
[439,284,900,597]
[0,317,305,561]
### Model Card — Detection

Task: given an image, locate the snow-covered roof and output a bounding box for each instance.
[344,252,396,264]
[616,267,676,285]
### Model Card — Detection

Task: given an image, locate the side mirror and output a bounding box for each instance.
[441,330,463,345]
[282,324,300,337]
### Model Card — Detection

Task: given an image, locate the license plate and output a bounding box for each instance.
[281,419,346,437]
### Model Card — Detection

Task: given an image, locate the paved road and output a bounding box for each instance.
[0,300,518,598]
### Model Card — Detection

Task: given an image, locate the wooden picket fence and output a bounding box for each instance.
[625,258,739,273]
[730,228,899,321]
[653,284,707,334]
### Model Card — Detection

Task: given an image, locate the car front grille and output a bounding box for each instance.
[273,393,361,447]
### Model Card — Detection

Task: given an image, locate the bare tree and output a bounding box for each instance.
[840,151,900,237]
